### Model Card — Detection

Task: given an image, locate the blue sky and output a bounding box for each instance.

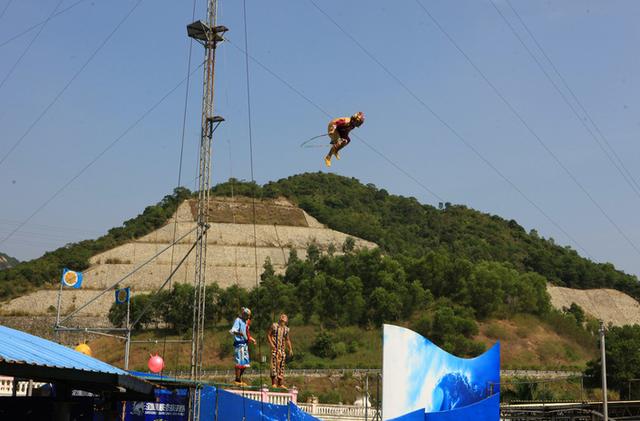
[1,0,639,278]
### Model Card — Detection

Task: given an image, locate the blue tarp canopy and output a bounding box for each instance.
[0,325,154,398]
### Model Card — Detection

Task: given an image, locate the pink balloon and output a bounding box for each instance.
[148,354,164,373]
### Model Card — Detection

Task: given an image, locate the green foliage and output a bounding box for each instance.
[502,379,558,402]
[244,241,551,337]
[108,294,156,331]
[161,283,221,333]
[265,172,639,299]
[564,303,586,325]
[411,299,485,357]
[318,389,343,404]
[542,309,595,349]
[218,341,234,359]
[311,330,337,359]
[107,282,220,333]
[219,285,250,323]
[210,178,278,199]
[585,325,640,397]
[484,322,512,341]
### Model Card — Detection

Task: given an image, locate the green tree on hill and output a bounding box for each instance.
[585,324,640,399]
[262,172,639,299]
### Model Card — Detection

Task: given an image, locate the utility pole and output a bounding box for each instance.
[186,1,226,419]
[600,320,608,421]
[124,296,131,370]
[365,374,369,421]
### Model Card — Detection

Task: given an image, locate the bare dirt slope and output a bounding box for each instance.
[475,314,596,369]
[547,285,640,326]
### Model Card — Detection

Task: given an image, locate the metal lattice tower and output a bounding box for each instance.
[187,0,227,419]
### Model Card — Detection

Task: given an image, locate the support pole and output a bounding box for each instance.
[365,374,369,421]
[187,1,226,419]
[55,272,63,327]
[124,297,131,370]
[600,320,608,421]
[374,373,382,421]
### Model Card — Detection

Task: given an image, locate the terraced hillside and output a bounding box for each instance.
[0,197,374,323]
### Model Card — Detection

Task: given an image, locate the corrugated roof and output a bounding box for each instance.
[0,325,126,375]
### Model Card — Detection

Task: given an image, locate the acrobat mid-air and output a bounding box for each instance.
[324,111,365,167]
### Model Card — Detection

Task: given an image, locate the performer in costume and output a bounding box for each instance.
[230,307,256,386]
[267,313,293,388]
[324,111,365,167]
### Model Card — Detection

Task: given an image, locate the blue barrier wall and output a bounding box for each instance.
[214,389,290,421]
[126,385,320,421]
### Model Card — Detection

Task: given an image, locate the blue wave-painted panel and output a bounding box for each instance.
[382,324,499,420]
[388,394,501,421]
[388,407,426,421]
[425,393,500,421]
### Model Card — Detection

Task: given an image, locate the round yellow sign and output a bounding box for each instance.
[63,271,78,287]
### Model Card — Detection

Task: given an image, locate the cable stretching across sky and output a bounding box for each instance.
[0,0,63,93]
[0,0,13,22]
[226,35,590,258]
[306,0,593,258]
[0,0,144,168]
[408,0,640,258]
[0,0,88,49]
[494,0,640,198]
[0,62,204,247]
[225,36,445,203]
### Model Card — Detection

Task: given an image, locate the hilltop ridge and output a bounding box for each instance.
[263,173,639,297]
[1,172,639,324]
[0,252,18,270]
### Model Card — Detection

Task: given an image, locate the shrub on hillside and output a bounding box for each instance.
[311,331,337,359]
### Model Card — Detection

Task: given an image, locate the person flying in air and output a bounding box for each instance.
[325,111,365,167]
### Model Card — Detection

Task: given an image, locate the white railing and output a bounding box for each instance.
[297,403,380,420]
[163,368,581,380]
[501,369,582,379]
[226,387,298,405]
[0,376,45,397]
